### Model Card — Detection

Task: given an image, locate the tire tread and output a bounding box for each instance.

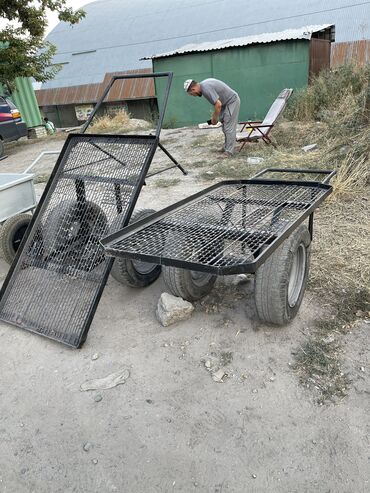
[0,213,32,264]
[255,224,311,325]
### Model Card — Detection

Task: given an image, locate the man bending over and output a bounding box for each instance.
[184,78,240,157]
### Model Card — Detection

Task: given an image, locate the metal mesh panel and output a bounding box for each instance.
[103,181,329,274]
[0,134,157,347]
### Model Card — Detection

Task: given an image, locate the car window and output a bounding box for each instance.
[6,98,16,110]
[0,96,7,105]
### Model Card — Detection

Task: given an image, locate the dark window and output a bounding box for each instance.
[6,98,17,110]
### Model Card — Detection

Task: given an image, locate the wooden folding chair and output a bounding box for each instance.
[236,88,293,151]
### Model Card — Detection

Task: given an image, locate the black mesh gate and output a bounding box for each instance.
[0,72,180,347]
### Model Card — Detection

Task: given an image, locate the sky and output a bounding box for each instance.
[0,0,96,36]
[0,0,97,89]
[45,0,96,36]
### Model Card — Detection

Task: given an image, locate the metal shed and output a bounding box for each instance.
[147,25,334,127]
[35,68,157,128]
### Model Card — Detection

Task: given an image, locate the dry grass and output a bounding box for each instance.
[88,110,151,134]
[331,152,369,196]
[89,110,131,133]
[309,194,370,296]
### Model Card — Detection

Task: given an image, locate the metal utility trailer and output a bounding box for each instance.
[102,168,335,325]
[0,72,186,348]
[0,151,60,264]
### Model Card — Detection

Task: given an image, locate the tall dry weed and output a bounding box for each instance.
[89,109,131,133]
[286,64,370,122]
[331,152,369,196]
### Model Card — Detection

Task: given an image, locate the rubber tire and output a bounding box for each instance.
[162,231,218,301]
[0,139,4,158]
[254,224,311,325]
[110,209,162,287]
[43,200,107,255]
[0,213,32,264]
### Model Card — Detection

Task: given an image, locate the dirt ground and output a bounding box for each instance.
[0,130,369,493]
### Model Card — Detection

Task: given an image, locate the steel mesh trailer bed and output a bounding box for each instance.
[102,168,335,325]
[0,72,185,348]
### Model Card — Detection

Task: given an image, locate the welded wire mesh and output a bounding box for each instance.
[104,181,328,274]
[0,134,156,347]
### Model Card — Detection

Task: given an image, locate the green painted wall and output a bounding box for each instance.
[154,40,310,127]
[1,77,42,127]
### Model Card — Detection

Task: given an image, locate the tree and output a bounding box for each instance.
[0,1,85,89]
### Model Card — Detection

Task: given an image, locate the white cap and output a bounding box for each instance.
[184,79,193,92]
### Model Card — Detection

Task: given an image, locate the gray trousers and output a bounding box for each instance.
[220,96,240,154]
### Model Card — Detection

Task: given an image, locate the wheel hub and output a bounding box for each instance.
[288,243,306,307]
[190,270,214,287]
[132,259,157,275]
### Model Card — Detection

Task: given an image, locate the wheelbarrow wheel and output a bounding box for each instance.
[110,209,162,287]
[162,232,218,301]
[254,224,311,325]
[0,213,32,264]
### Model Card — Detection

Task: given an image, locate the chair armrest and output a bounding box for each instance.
[239,120,263,125]
[239,121,265,132]
[251,124,273,129]
[239,123,274,136]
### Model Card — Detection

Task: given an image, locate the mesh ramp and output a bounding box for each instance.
[0,133,157,347]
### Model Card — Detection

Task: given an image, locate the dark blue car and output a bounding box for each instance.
[0,96,28,157]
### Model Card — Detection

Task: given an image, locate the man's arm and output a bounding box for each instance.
[211,99,222,124]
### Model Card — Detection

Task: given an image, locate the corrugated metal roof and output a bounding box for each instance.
[35,68,154,107]
[43,0,370,89]
[143,25,334,59]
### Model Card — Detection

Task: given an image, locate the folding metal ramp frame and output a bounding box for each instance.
[0,72,184,348]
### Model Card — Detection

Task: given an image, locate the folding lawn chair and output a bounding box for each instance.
[236,88,293,151]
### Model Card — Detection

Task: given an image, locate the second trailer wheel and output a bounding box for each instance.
[110,209,162,287]
[162,231,219,301]
[254,224,311,325]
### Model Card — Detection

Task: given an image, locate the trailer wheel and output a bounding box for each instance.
[162,232,218,301]
[254,224,311,325]
[0,213,32,264]
[110,209,162,287]
[43,200,108,259]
